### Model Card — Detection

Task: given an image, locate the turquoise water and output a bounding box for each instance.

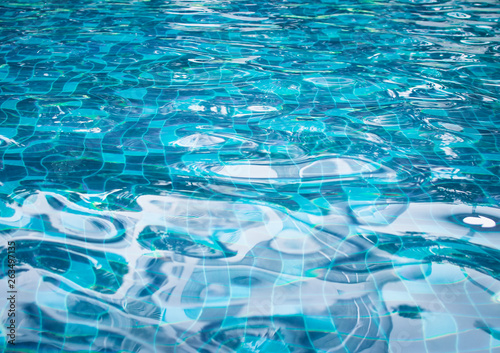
[0,0,500,351]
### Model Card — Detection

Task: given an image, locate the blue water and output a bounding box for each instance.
[0,0,499,352]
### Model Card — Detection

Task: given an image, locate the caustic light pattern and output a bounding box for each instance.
[0,0,499,352]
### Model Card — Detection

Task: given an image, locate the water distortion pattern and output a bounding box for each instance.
[0,0,499,352]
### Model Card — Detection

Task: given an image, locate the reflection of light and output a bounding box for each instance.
[493,292,500,304]
[441,147,458,158]
[215,164,278,179]
[247,105,277,112]
[173,133,224,148]
[188,104,205,112]
[463,215,496,228]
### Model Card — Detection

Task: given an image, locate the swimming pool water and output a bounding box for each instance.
[0,0,499,352]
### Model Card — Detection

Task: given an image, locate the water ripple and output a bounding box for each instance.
[0,0,499,351]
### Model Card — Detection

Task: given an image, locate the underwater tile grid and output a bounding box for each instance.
[0,0,500,352]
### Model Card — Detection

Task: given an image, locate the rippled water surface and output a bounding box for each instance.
[1,0,500,352]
